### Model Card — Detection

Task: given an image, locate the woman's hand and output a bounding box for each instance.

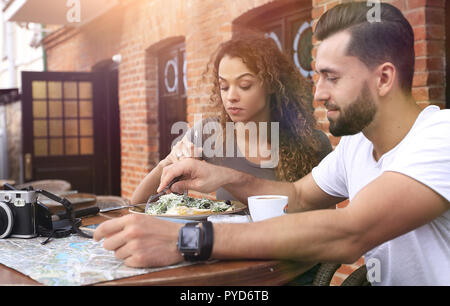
[159,135,202,168]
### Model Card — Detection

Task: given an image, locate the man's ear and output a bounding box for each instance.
[376,63,396,97]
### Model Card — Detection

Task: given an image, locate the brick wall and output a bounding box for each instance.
[44,0,287,198]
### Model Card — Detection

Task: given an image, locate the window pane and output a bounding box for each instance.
[79,82,92,99]
[49,138,63,156]
[33,100,47,118]
[80,119,93,136]
[34,139,48,156]
[64,82,77,99]
[65,138,79,155]
[48,81,62,99]
[49,119,63,137]
[79,100,93,117]
[65,119,78,136]
[33,120,48,137]
[80,137,94,155]
[292,20,313,78]
[64,101,78,118]
[32,81,46,99]
[49,101,63,118]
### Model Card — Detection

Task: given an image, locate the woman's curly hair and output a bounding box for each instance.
[203,34,323,182]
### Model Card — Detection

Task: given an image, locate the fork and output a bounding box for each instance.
[145,176,183,213]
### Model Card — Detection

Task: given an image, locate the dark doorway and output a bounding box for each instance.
[446,1,449,109]
[92,60,121,195]
[157,42,187,159]
[21,68,120,195]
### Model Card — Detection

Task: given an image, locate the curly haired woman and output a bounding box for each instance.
[132,34,331,205]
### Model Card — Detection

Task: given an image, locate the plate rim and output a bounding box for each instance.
[129,200,247,220]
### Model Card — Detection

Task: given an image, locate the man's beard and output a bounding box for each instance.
[327,82,377,137]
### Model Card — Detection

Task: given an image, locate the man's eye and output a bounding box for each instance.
[327,77,338,83]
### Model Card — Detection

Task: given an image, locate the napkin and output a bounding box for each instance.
[207,215,251,223]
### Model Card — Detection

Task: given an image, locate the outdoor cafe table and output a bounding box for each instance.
[0,208,316,286]
[0,180,15,190]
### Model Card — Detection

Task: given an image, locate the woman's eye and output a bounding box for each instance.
[240,84,251,90]
[220,87,229,91]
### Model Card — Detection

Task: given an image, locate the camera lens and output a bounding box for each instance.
[0,202,13,239]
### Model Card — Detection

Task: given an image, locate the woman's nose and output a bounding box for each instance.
[226,86,239,102]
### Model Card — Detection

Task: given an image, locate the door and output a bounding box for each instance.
[158,42,187,159]
[21,71,114,194]
[92,60,121,196]
[446,1,449,109]
[234,2,314,79]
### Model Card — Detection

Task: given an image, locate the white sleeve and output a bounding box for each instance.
[384,112,450,202]
[311,137,349,198]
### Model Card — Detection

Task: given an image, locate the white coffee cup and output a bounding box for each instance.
[247,195,288,222]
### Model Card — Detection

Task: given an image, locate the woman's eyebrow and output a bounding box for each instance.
[219,72,255,81]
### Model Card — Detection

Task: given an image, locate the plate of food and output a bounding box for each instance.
[129,193,247,220]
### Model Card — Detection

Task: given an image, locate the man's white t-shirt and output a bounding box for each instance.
[311,105,450,286]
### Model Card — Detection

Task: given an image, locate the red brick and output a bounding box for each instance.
[391,0,407,11]
[405,8,426,26]
[337,199,349,208]
[312,5,325,19]
[329,135,342,148]
[408,0,445,9]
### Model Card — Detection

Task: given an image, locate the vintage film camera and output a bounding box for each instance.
[0,187,91,241]
[0,190,52,239]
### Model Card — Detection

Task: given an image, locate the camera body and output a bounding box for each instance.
[0,190,39,238]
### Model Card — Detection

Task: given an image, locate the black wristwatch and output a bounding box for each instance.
[177,221,213,261]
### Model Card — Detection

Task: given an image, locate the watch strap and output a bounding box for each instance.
[180,221,213,262]
[199,221,213,261]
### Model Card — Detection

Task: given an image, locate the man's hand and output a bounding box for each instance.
[158,158,231,194]
[93,214,183,268]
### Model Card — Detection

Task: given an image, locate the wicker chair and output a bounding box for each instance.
[15,179,72,193]
[312,263,371,286]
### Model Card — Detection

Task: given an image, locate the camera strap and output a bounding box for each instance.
[36,189,93,240]
[39,218,82,245]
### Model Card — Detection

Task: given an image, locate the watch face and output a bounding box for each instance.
[180,227,200,252]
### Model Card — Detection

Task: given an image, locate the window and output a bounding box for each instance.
[233,1,313,79]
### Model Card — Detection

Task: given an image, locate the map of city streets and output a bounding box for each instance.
[0,235,193,285]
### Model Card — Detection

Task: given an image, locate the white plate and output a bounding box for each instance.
[129,201,247,221]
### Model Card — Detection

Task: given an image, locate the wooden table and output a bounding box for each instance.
[0,180,15,189]
[0,208,316,286]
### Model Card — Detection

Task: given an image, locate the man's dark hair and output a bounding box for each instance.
[314,1,415,94]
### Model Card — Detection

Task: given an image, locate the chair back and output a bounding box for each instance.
[16,179,72,193]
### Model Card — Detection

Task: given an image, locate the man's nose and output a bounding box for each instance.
[313,80,330,102]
